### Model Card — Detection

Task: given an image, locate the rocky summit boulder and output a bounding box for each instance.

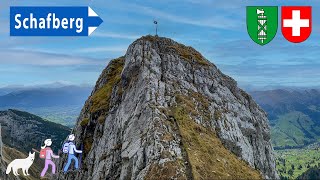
[55,35,278,180]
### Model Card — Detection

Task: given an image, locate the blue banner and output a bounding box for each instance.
[10,6,103,36]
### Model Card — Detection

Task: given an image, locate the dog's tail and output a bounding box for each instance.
[6,162,12,174]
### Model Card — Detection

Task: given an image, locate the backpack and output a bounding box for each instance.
[39,148,47,159]
[62,142,70,154]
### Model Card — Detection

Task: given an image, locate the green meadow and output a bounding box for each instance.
[275,148,320,179]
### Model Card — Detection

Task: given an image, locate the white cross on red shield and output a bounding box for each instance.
[282,6,312,43]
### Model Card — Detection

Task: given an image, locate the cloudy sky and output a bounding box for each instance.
[0,0,320,89]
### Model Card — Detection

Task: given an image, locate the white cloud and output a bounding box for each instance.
[93,31,141,40]
[77,46,128,53]
[120,3,240,29]
[0,50,104,66]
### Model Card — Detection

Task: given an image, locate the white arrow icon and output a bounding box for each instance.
[88,7,103,36]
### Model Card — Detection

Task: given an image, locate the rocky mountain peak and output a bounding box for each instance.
[55,35,278,179]
[132,35,212,66]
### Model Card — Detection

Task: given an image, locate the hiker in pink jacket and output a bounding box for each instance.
[40,139,59,177]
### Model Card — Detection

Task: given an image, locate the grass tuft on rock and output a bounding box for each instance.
[168,44,210,66]
[98,115,106,124]
[90,57,125,114]
[80,118,89,126]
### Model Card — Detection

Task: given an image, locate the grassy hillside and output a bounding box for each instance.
[173,106,262,179]
[1,145,42,180]
[271,111,320,149]
[251,90,320,149]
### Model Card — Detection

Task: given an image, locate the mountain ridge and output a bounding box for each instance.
[0,86,92,126]
[54,35,278,179]
[0,86,92,108]
[0,109,70,152]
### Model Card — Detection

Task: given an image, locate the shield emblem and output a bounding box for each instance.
[282,6,312,43]
[247,6,278,46]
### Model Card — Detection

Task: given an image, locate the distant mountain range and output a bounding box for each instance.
[251,89,320,149]
[2,84,320,150]
[0,85,92,127]
[0,86,91,108]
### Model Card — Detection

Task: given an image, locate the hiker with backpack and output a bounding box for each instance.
[63,134,82,173]
[40,139,59,177]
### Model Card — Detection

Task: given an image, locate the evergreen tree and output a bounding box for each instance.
[288,169,294,177]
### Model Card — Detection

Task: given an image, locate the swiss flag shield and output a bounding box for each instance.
[282,6,312,43]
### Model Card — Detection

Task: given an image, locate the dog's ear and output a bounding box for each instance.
[29,151,31,155]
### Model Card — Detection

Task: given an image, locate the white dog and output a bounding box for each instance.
[6,151,35,176]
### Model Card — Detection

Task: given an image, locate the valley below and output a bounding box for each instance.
[0,85,91,127]
[252,89,320,179]
[6,105,82,128]
[275,145,320,179]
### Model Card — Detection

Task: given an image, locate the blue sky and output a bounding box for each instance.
[1,0,320,89]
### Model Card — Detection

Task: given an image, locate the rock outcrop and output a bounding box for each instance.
[55,35,278,179]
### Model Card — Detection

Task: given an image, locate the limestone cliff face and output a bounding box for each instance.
[55,36,278,180]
